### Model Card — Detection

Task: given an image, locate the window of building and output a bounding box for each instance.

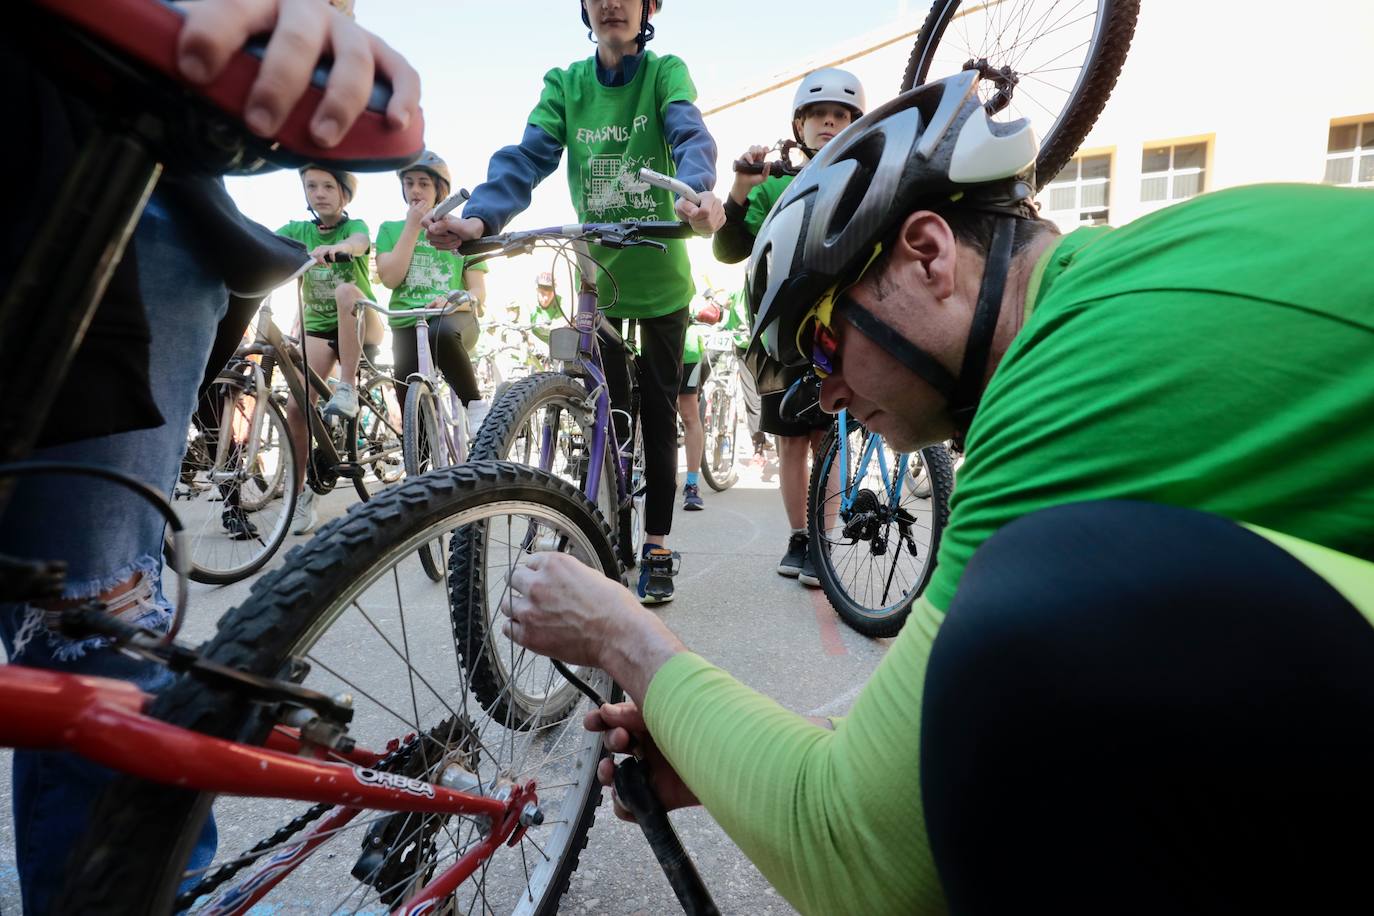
[1044,153,1111,225]
[1324,118,1374,187]
[1140,141,1207,203]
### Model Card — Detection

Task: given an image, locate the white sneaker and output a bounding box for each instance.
[323,382,359,420]
[466,399,491,439]
[291,489,317,535]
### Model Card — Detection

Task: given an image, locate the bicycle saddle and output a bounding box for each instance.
[18,0,424,172]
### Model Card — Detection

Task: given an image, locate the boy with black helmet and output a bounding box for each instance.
[277,164,378,534]
[377,150,491,435]
[427,0,724,604]
[712,66,866,588]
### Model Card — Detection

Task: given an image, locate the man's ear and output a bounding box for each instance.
[892,211,957,301]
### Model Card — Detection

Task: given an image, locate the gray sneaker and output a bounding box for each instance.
[323,382,359,420]
[291,489,317,535]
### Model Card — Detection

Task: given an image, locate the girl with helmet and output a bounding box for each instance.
[711,67,866,589]
[531,271,564,345]
[276,164,378,534]
[376,150,492,436]
[426,0,724,605]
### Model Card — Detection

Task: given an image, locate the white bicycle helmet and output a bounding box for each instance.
[749,68,1039,426]
[792,67,866,121]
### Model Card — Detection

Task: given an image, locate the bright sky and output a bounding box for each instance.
[227,1,917,309]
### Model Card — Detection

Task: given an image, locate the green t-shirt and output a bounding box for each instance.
[275,219,375,333]
[527,52,698,319]
[376,220,487,329]
[532,295,564,343]
[682,323,707,365]
[744,174,793,236]
[927,182,1374,612]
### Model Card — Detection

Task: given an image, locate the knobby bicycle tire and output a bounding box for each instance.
[698,376,740,493]
[58,462,620,915]
[403,378,449,581]
[807,424,954,638]
[901,0,1139,189]
[459,372,626,725]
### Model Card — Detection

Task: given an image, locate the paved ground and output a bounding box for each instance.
[0,448,893,914]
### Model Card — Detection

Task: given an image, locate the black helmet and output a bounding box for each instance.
[580,0,661,50]
[397,150,452,205]
[748,69,1038,424]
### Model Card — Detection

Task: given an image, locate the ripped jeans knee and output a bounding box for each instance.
[2,552,171,668]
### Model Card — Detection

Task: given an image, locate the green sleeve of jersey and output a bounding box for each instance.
[276,222,303,243]
[462,256,489,274]
[642,612,947,915]
[654,53,698,113]
[343,218,372,253]
[527,68,568,146]
[375,221,399,254]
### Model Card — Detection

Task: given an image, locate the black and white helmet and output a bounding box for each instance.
[749,68,1039,370]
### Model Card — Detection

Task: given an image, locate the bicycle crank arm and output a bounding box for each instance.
[614,757,720,915]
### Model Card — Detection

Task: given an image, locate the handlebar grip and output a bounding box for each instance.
[614,758,720,916]
[457,237,509,256]
[732,158,768,175]
[325,252,353,264]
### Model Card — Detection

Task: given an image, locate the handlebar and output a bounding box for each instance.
[353,289,474,320]
[457,221,696,260]
[731,139,806,179]
[26,0,424,171]
[636,167,701,206]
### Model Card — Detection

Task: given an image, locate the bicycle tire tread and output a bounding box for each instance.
[58,462,616,914]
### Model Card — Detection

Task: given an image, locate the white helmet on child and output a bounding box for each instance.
[792,68,867,121]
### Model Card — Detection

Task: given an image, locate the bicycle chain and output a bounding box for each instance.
[174,716,472,909]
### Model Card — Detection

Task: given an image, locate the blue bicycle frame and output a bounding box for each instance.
[836,409,911,513]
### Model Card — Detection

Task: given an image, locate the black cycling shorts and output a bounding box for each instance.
[679,356,711,396]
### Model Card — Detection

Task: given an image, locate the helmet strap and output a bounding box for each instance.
[840,296,956,399]
[948,214,1016,429]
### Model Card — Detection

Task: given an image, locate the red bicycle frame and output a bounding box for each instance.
[0,665,537,915]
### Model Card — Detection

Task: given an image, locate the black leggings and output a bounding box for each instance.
[391,312,480,407]
[921,500,1374,915]
[601,310,687,538]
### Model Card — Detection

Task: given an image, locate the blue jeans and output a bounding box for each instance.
[0,193,226,914]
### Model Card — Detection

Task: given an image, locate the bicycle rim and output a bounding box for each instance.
[903,0,1139,187]
[810,425,941,628]
[64,465,618,915]
[404,380,450,582]
[172,384,297,585]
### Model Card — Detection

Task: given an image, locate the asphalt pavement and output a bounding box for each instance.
[0,447,893,915]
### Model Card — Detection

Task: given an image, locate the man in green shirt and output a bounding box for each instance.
[426,0,725,604]
[275,165,377,534]
[499,70,1374,914]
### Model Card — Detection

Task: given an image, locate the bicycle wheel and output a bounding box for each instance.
[902,0,1139,188]
[167,380,298,585]
[60,463,619,915]
[699,376,740,492]
[358,372,404,485]
[404,379,452,582]
[808,421,954,637]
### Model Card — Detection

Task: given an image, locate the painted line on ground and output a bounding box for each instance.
[809,587,848,656]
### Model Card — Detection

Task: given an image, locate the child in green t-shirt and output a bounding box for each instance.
[426,0,725,604]
[711,67,867,587]
[376,151,492,434]
[275,165,377,535]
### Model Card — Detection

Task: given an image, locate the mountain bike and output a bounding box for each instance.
[358,291,479,581]
[807,411,955,637]
[166,292,405,585]
[903,0,1139,188]
[698,328,743,492]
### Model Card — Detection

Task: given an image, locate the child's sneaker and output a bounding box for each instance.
[682,483,704,511]
[323,382,359,420]
[636,546,680,605]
